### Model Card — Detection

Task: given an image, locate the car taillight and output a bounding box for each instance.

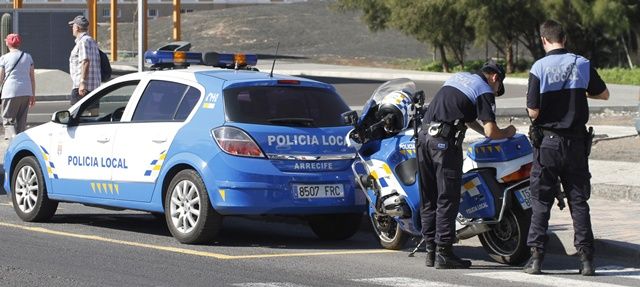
[212,127,265,158]
[501,162,532,183]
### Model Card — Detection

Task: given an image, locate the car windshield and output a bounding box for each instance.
[224,86,350,127]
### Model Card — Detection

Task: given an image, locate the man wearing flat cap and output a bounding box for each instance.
[68,15,100,112]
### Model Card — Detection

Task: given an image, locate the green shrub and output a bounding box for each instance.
[394,58,640,86]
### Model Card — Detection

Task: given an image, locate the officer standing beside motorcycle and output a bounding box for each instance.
[523,20,609,276]
[417,61,516,269]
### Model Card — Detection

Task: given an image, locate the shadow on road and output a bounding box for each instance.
[40,211,385,251]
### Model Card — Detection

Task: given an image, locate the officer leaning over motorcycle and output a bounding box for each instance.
[523,20,609,276]
[416,61,516,269]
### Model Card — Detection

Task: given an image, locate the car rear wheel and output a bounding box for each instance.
[308,213,362,240]
[11,156,58,222]
[165,169,222,244]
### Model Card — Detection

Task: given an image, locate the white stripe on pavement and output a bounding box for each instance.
[352,277,473,287]
[232,283,310,287]
[596,266,640,280]
[468,271,632,287]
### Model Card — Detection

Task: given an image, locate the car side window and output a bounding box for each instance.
[76,80,140,124]
[132,80,199,122]
[174,87,201,120]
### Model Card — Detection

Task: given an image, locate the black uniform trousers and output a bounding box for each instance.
[527,133,594,254]
[416,130,463,246]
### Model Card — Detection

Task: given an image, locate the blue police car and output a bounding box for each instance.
[3,51,365,244]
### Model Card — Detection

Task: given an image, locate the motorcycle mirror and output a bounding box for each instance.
[341,110,359,126]
[413,90,425,106]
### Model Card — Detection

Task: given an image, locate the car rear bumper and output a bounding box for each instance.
[203,155,367,215]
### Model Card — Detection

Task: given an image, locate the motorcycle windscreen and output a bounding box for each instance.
[359,78,417,123]
[223,85,355,172]
[459,171,502,219]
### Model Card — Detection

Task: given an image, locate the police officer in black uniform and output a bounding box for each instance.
[523,20,609,276]
[417,61,516,269]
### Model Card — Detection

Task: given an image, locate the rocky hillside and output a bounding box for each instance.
[97,0,430,65]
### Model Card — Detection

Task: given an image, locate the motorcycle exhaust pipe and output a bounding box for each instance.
[456,223,491,240]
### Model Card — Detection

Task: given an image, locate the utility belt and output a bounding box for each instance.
[529,125,595,156]
[423,120,467,148]
[541,128,586,138]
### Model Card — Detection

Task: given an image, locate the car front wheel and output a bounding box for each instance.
[164,169,222,244]
[11,156,58,222]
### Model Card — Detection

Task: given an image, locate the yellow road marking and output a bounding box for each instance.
[0,203,12,206]
[0,221,395,260]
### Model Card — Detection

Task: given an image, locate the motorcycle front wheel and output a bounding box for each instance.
[479,207,531,265]
[371,213,409,250]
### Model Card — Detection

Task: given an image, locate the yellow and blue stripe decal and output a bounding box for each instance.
[90,182,120,194]
[144,150,167,177]
[39,145,58,179]
[462,177,482,197]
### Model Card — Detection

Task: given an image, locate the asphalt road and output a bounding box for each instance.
[0,196,638,287]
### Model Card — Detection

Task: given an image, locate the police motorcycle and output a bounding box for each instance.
[342,79,534,265]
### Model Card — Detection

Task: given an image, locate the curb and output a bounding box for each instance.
[591,184,640,202]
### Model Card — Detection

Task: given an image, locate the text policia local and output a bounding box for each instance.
[68,156,129,169]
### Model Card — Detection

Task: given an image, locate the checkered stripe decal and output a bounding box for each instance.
[144,150,167,177]
[39,145,58,179]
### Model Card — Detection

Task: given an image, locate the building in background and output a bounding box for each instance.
[0,0,307,23]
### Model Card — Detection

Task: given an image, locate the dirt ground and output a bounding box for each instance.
[497,112,640,163]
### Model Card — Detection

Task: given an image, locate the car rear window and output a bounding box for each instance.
[224,86,350,127]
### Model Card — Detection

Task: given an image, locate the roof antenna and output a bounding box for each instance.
[269,42,280,78]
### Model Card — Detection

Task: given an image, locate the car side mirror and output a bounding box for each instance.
[341,110,358,126]
[52,110,72,125]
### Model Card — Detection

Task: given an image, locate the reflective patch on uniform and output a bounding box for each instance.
[437,143,447,150]
[39,145,58,179]
[144,150,167,177]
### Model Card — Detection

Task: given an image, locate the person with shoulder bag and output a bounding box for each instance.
[0,33,35,140]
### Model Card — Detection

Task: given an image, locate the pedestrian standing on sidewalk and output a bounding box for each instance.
[0,33,35,139]
[68,15,100,115]
[524,19,610,276]
[417,61,516,269]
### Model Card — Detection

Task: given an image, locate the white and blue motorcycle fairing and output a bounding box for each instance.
[345,78,534,265]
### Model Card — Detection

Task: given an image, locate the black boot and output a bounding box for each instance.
[523,247,544,274]
[425,243,435,267]
[579,251,595,276]
[434,245,471,269]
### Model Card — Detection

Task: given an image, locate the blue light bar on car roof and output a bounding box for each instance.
[202,52,258,69]
[144,50,202,69]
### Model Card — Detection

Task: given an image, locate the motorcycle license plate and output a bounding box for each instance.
[293,184,344,199]
[514,187,532,210]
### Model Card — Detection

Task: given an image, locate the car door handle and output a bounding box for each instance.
[97,137,110,143]
[152,137,167,143]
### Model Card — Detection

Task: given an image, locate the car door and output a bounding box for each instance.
[47,80,141,198]
[111,80,202,202]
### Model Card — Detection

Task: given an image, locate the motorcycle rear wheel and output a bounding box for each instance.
[479,207,531,265]
[371,214,409,250]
